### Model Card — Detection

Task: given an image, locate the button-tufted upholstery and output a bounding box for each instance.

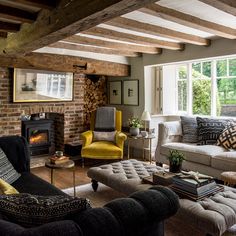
[88,159,236,236]
[87,159,164,195]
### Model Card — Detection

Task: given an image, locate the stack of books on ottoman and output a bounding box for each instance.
[171,171,224,201]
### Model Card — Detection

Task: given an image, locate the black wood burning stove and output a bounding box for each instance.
[21,119,53,156]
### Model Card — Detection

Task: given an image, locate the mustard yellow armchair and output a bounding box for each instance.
[81,109,127,166]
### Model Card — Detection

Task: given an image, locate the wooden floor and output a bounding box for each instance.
[31,160,91,190]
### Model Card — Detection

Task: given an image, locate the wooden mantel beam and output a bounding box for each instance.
[106,17,210,46]
[140,4,236,39]
[0,0,160,56]
[7,0,57,10]
[0,53,130,76]
[199,0,236,16]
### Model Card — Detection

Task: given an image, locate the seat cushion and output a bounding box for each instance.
[82,141,122,159]
[212,151,236,171]
[12,172,66,196]
[160,143,226,166]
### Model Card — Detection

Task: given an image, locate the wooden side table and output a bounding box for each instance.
[45,160,76,197]
[221,171,236,186]
[127,135,155,164]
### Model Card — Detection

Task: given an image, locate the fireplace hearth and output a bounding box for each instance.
[21,119,53,156]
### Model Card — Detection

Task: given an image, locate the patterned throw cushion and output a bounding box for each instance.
[217,122,236,150]
[197,117,228,145]
[93,131,116,142]
[0,148,21,184]
[0,193,91,227]
[0,179,19,195]
[180,116,198,143]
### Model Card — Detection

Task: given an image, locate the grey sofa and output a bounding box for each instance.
[155,120,236,179]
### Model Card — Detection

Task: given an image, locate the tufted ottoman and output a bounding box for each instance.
[87,159,164,195]
[87,159,236,236]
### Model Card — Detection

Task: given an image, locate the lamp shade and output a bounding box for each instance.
[141,111,151,121]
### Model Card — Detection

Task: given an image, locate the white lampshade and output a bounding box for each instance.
[141,111,151,121]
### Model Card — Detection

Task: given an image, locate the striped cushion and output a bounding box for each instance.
[197,117,228,145]
[217,122,236,150]
[0,148,21,184]
[0,193,91,227]
[180,116,198,143]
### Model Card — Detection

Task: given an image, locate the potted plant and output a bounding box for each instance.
[128,117,141,136]
[167,150,185,173]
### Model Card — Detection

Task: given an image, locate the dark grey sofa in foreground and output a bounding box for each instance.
[0,136,179,236]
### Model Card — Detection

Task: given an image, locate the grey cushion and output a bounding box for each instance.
[0,148,21,184]
[0,193,91,227]
[181,116,198,143]
[93,131,116,142]
[197,117,228,145]
[95,107,116,131]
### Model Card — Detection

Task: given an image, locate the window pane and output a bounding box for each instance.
[217,78,236,116]
[217,60,227,77]
[192,79,211,115]
[192,62,201,78]
[229,59,236,76]
[178,80,187,111]
[203,61,211,77]
[178,65,187,79]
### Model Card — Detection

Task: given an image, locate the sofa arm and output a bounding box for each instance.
[80,131,93,147]
[75,186,179,236]
[115,132,127,149]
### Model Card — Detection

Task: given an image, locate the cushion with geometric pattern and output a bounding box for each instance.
[0,193,91,227]
[217,122,236,150]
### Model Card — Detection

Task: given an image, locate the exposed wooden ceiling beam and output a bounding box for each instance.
[0,4,37,23]
[8,0,57,10]
[0,52,130,76]
[106,17,210,46]
[140,4,236,39]
[84,27,184,50]
[0,0,160,56]
[0,32,7,38]
[64,35,162,54]
[0,21,20,32]
[199,0,236,16]
[49,42,141,57]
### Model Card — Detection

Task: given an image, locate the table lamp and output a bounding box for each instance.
[141,111,151,132]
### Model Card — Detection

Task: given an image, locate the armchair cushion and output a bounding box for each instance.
[93,131,116,142]
[81,141,122,159]
[0,148,21,184]
[0,193,91,227]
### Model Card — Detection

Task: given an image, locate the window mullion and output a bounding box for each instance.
[211,60,217,116]
[187,63,192,115]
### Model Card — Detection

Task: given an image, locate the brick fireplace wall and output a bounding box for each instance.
[0,67,107,150]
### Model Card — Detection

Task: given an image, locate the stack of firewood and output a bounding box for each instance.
[84,76,107,126]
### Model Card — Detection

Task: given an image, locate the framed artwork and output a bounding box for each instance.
[13,68,73,103]
[123,80,139,106]
[109,81,122,105]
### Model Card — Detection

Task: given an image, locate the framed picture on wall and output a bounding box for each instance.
[13,68,74,103]
[109,81,122,105]
[123,80,139,106]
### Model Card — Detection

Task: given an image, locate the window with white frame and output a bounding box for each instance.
[162,57,236,117]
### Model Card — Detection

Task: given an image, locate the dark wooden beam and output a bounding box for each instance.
[106,17,210,46]
[64,35,162,54]
[140,4,236,39]
[8,0,57,10]
[0,52,130,76]
[0,4,37,23]
[0,21,20,33]
[199,0,236,16]
[0,0,160,56]
[49,42,141,57]
[84,27,184,50]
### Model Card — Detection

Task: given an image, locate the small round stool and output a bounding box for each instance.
[221,171,236,186]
